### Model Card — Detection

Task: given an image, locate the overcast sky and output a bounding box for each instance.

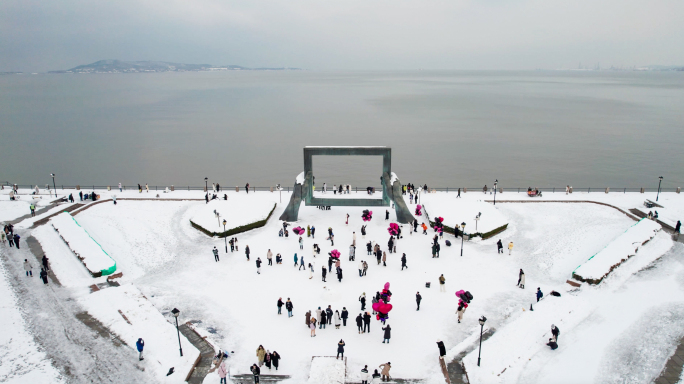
[2,0,683,72]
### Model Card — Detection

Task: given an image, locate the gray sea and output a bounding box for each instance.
[1,70,682,190]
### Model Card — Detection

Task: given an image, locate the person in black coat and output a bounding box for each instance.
[328,256,333,272]
[401,253,407,270]
[13,234,20,249]
[382,324,391,343]
[250,364,260,380]
[363,312,371,333]
[326,306,334,325]
[413,219,418,232]
[385,210,389,220]
[42,255,50,271]
[416,292,422,310]
[437,340,446,358]
[388,237,394,253]
[285,299,294,318]
[320,311,327,329]
[277,298,284,315]
[271,351,281,370]
[336,339,345,359]
[40,269,48,285]
[341,308,349,326]
[366,242,372,255]
[497,239,504,253]
[356,314,364,333]
[551,324,560,341]
[322,266,327,282]
[336,266,343,282]
[79,190,83,201]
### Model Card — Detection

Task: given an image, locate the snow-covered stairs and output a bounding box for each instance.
[308,356,346,383]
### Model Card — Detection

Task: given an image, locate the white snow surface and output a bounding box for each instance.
[189,198,275,233]
[420,194,508,234]
[0,255,65,383]
[2,187,683,383]
[78,283,200,383]
[573,218,661,281]
[50,212,116,274]
[308,356,346,383]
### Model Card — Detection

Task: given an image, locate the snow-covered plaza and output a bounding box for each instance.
[1,187,684,384]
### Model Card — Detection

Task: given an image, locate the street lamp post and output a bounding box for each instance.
[477,316,487,366]
[657,176,663,202]
[223,219,228,253]
[460,222,466,256]
[493,179,498,205]
[204,177,208,193]
[277,184,281,203]
[171,308,183,357]
[50,173,57,198]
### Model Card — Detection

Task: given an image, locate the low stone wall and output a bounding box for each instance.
[190,203,276,237]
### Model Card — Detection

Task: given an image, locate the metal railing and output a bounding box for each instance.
[2,185,680,194]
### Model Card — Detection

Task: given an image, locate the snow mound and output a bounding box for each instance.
[573,218,661,284]
[50,212,116,276]
[421,195,508,237]
[308,356,346,383]
[79,284,200,383]
[189,199,276,236]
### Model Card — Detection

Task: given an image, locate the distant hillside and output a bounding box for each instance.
[48,60,298,73]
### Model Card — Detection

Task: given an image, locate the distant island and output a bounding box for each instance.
[47,60,301,74]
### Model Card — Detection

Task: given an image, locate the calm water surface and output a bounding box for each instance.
[1,71,682,189]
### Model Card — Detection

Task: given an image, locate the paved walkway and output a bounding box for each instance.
[655,341,684,384]
[179,324,216,384]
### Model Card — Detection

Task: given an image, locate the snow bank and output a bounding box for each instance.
[79,284,200,383]
[420,195,508,238]
[573,218,661,284]
[50,212,117,276]
[189,199,276,237]
[308,356,346,383]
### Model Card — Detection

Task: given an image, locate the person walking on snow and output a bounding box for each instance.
[136,338,145,360]
[40,268,48,284]
[335,310,341,329]
[457,304,466,323]
[537,287,543,302]
[256,257,262,274]
[356,313,364,334]
[277,298,284,315]
[299,255,305,270]
[23,259,33,277]
[379,362,392,381]
[439,274,446,292]
[271,351,280,370]
[401,253,407,270]
[437,340,447,359]
[336,339,345,359]
[41,255,50,271]
[267,249,273,265]
[508,241,514,255]
[359,293,367,310]
[497,239,503,254]
[218,360,228,384]
[361,365,370,384]
[256,345,266,366]
[551,324,560,341]
[250,364,260,383]
[286,298,293,317]
[363,312,371,333]
[13,234,20,249]
[322,266,327,282]
[385,210,389,220]
[294,253,298,267]
[310,318,317,337]
[213,246,219,262]
[320,311,327,329]
[349,244,356,261]
[518,269,526,289]
[341,307,348,326]
[326,306,333,325]
[416,292,422,310]
[346,213,349,225]
[382,324,391,343]
[353,232,357,246]
[245,245,250,260]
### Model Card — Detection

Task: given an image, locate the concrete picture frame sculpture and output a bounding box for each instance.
[279,146,415,223]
